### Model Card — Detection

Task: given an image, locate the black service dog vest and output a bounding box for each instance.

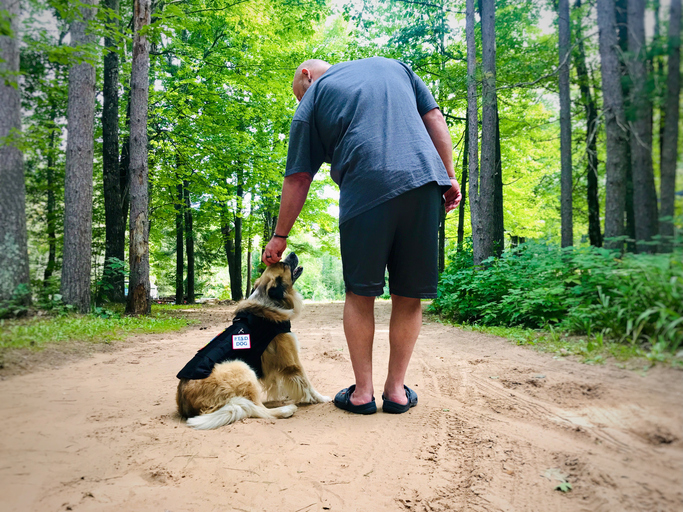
[177,313,291,380]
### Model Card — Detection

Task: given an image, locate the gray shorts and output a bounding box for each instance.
[339,182,443,298]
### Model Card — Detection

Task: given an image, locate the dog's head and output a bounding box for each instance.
[245,253,304,320]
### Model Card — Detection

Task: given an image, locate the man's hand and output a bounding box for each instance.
[262,236,287,265]
[444,178,462,213]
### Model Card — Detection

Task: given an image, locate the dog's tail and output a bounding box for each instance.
[186,397,297,430]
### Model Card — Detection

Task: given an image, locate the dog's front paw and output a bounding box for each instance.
[307,393,331,404]
[297,392,331,404]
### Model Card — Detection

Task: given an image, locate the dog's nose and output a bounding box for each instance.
[283,252,298,268]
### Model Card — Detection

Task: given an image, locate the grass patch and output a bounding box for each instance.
[428,313,683,369]
[152,303,206,311]
[0,306,195,351]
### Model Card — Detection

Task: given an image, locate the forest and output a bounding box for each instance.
[0,0,681,356]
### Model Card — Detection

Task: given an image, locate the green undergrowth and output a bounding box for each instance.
[430,315,682,368]
[431,240,683,367]
[152,303,206,311]
[0,305,195,352]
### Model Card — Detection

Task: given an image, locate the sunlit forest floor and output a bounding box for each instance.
[0,302,681,511]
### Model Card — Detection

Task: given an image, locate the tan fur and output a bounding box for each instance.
[176,261,330,429]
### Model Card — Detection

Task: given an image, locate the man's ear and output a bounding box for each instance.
[268,277,286,301]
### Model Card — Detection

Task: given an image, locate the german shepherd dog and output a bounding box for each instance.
[176,253,330,429]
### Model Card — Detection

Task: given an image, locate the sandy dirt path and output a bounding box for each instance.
[1,302,681,512]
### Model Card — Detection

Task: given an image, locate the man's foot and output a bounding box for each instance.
[334,385,377,415]
[382,385,418,414]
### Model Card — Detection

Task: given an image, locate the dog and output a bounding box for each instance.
[176,252,330,429]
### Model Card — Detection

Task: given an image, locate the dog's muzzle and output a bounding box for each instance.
[284,252,303,283]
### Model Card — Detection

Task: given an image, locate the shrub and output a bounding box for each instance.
[431,241,683,353]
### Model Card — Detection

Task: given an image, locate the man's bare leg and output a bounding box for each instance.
[343,291,376,405]
[384,294,422,405]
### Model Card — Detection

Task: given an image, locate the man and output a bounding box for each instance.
[262,57,461,414]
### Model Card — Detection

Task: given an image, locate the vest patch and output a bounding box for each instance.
[232,334,251,349]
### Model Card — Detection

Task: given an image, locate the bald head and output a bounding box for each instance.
[293,59,331,101]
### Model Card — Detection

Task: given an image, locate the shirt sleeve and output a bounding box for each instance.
[285,119,326,179]
[397,61,439,116]
[412,72,439,116]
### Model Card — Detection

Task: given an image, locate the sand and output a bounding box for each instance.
[0,301,681,512]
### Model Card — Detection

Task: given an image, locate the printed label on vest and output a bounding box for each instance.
[232,334,251,349]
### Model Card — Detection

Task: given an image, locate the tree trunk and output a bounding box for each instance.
[597,0,629,248]
[438,206,446,272]
[457,117,469,250]
[44,115,58,282]
[660,0,681,251]
[61,1,97,313]
[627,0,659,253]
[120,91,131,241]
[102,0,124,301]
[493,108,504,257]
[573,0,603,247]
[653,0,665,164]
[0,0,30,305]
[262,210,276,249]
[221,210,236,298]
[245,236,252,298]
[126,0,151,315]
[184,180,195,304]
[231,179,243,301]
[466,0,480,263]
[175,182,184,304]
[559,0,573,247]
[616,0,636,250]
[478,0,498,264]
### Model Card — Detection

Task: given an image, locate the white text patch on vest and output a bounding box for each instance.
[232,334,251,349]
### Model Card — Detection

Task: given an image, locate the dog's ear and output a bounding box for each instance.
[268,277,286,301]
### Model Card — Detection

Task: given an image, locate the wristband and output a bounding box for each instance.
[273,234,288,239]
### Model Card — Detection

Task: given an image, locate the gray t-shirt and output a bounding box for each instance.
[285,57,451,225]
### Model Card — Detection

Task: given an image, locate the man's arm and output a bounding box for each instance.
[262,172,313,265]
[422,108,462,212]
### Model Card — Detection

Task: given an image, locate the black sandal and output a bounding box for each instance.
[334,385,377,415]
[382,385,418,414]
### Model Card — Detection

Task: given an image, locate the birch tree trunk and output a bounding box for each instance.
[61,0,97,312]
[660,0,681,251]
[102,0,125,301]
[559,0,573,247]
[627,0,659,252]
[466,0,481,263]
[597,0,629,248]
[126,0,151,315]
[479,0,499,262]
[0,0,30,305]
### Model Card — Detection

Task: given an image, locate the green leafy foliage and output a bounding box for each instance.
[432,241,683,353]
